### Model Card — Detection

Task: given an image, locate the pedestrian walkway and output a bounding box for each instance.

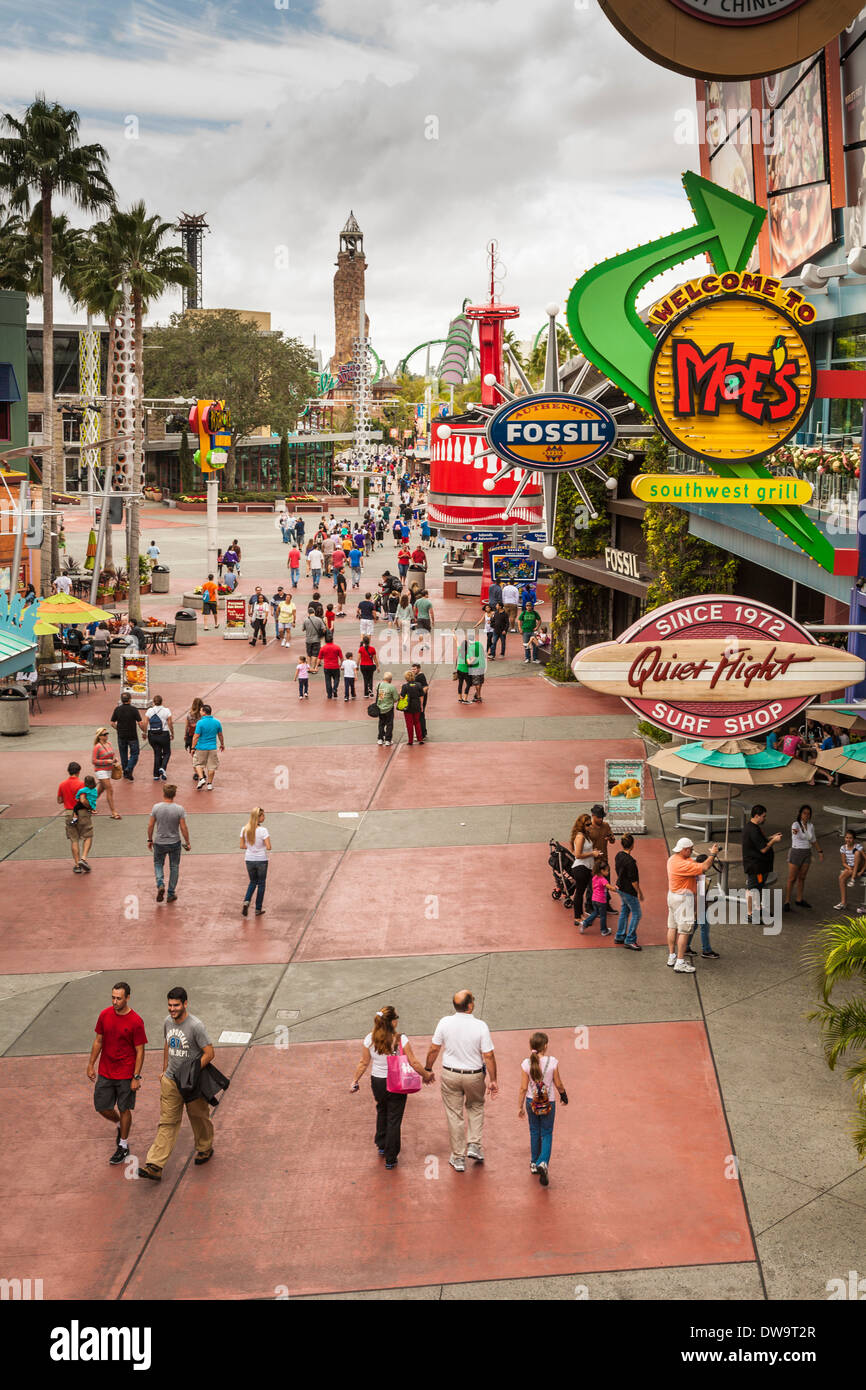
[0,503,860,1302]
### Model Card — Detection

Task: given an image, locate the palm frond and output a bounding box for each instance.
[803,916,866,1000]
[807,998,866,1068]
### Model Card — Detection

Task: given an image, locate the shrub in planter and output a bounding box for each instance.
[637,720,672,744]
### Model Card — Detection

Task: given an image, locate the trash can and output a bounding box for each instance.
[175,608,198,646]
[110,636,129,679]
[0,685,29,736]
[151,564,170,594]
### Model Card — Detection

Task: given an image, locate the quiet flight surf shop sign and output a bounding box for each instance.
[571,595,864,739]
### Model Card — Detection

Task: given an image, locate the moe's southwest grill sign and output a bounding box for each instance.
[572,595,864,739]
[648,273,815,464]
[485,393,616,472]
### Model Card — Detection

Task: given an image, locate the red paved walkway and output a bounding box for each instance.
[119,1027,752,1299]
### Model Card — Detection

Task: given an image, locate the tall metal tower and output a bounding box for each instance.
[177,213,209,310]
[352,299,374,462]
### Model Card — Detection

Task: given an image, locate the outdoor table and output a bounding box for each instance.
[143,626,167,652]
[673,783,742,835]
[840,782,866,799]
[715,846,742,897]
[43,662,81,697]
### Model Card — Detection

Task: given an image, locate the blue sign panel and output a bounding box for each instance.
[486,392,617,472]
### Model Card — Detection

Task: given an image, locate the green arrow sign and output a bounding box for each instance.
[566,171,764,411]
[565,171,836,574]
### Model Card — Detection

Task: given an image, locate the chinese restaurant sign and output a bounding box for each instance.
[597,0,861,79]
[572,595,864,739]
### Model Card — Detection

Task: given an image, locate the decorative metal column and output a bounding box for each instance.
[79,324,101,507]
[353,298,374,496]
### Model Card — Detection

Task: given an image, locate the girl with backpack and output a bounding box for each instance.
[517,1031,567,1186]
[350,1004,431,1169]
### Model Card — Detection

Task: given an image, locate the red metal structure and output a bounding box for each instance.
[427,244,542,531]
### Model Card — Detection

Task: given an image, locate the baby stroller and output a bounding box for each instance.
[548,839,577,909]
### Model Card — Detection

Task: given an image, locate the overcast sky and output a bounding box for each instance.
[1,0,706,370]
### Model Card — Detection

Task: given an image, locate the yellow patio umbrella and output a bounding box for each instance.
[33,619,59,635]
[36,593,113,624]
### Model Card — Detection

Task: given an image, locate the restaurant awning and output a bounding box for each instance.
[0,363,22,403]
[0,629,36,679]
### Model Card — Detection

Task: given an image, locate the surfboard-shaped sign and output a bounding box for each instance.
[572,595,865,739]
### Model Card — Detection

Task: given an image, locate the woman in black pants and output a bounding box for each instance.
[350,1005,431,1169]
[570,812,595,926]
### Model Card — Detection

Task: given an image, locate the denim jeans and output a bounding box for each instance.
[311,568,321,587]
[153,841,181,893]
[582,901,607,927]
[324,668,340,698]
[688,916,712,953]
[244,860,268,910]
[118,736,140,775]
[290,567,299,587]
[615,891,642,944]
[526,1099,556,1166]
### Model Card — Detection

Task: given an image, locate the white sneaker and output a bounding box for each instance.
[466,1143,483,1162]
[206,784,213,791]
[673,959,696,973]
[449,1154,465,1172]
[833,902,846,910]
[530,1163,538,1174]
[666,952,677,967]
[377,739,383,745]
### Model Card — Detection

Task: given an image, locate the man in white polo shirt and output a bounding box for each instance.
[501,580,519,632]
[426,990,497,1172]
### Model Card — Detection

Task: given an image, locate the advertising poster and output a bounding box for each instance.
[769,184,833,276]
[489,548,538,585]
[121,652,148,708]
[604,759,644,832]
[224,596,248,639]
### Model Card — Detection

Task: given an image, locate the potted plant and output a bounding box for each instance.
[113,566,129,600]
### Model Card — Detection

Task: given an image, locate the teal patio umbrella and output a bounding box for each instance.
[647,738,815,855]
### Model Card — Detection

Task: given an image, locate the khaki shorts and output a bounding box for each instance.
[193,749,219,771]
[66,809,93,842]
[667,890,695,933]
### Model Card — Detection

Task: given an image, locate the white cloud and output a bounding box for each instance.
[9,0,702,370]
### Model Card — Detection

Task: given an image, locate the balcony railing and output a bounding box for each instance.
[662,443,860,535]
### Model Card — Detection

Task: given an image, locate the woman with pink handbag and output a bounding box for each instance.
[350,1005,432,1169]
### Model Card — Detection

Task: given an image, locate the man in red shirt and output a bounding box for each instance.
[87,982,148,1165]
[287,544,302,589]
[411,545,427,571]
[57,760,91,873]
[319,638,344,700]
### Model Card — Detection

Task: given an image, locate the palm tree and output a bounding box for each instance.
[83,203,194,619]
[806,917,866,1157]
[0,95,114,591]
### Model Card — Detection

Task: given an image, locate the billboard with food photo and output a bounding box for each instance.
[697,51,836,280]
[605,759,644,833]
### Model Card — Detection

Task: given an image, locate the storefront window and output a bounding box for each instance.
[829,397,864,437]
[831,329,866,361]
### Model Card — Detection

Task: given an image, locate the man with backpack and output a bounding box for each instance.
[303,609,327,673]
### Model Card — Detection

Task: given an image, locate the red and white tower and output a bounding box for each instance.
[427,242,542,532]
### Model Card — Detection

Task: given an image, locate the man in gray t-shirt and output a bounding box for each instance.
[139,988,215,1179]
[146,784,190,904]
